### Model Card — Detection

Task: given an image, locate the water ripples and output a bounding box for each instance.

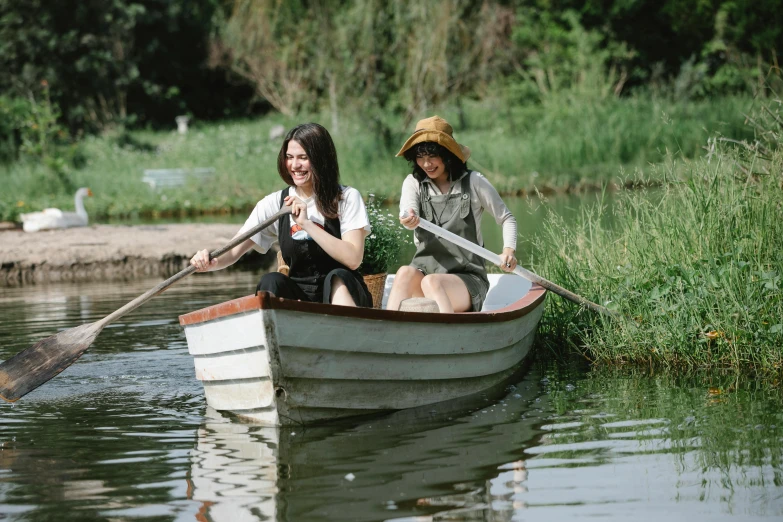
[1,272,782,521]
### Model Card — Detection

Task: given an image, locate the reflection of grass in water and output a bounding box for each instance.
[0,94,754,222]
[533,144,783,371]
[533,357,783,481]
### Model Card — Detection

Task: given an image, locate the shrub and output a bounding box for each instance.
[360,196,406,275]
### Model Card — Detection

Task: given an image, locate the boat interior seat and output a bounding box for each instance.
[481,274,532,312]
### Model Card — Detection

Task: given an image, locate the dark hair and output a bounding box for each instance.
[403,142,468,182]
[277,123,341,218]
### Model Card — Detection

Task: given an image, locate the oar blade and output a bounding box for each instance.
[0,207,289,403]
[0,323,102,402]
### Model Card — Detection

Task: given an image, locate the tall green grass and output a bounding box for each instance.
[533,146,783,372]
[0,94,755,222]
[453,94,754,193]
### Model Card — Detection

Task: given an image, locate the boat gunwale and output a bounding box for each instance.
[179,284,546,327]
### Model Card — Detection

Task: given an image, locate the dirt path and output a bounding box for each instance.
[1,224,275,286]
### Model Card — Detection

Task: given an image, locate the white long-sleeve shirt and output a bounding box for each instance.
[398,171,517,251]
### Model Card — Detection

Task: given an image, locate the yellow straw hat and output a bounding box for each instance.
[396,115,471,163]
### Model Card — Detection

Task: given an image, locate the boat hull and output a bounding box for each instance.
[180,274,546,425]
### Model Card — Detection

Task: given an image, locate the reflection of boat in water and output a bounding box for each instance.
[187,369,543,522]
[187,418,279,521]
[179,274,546,426]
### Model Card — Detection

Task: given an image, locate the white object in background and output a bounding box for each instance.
[269,124,285,141]
[20,187,93,232]
[176,115,190,134]
[141,168,215,189]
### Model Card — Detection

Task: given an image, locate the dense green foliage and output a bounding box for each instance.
[0,0,257,135]
[2,0,781,136]
[558,0,783,90]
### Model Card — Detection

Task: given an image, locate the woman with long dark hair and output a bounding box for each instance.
[386,116,518,313]
[190,123,373,307]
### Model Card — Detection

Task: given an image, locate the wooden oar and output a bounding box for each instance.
[0,207,292,403]
[415,216,619,318]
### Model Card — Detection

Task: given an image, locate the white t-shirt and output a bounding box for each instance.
[238,186,371,253]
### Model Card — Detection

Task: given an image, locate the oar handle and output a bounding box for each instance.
[98,207,292,327]
[415,217,618,318]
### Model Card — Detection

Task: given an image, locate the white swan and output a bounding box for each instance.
[21,187,93,232]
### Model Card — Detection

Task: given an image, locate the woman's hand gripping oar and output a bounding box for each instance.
[414,215,619,318]
[0,207,292,403]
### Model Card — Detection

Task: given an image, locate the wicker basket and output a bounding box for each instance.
[363,272,387,309]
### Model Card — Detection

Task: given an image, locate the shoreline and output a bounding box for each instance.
[18,178,660,224]
[0,224,275,286]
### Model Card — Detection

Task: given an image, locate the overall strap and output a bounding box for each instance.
[277,188,291,265]
[459,170,472,196]
[278,187,348,281]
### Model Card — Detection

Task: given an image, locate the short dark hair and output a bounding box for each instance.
[277,123,341,218]
[403,142,468,182]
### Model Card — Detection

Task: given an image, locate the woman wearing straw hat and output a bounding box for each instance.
[386,115,518,313]
[190,123,373,307]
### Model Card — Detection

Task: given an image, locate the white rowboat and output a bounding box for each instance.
[179,274,546,425]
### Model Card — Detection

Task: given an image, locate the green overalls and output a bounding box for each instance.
[411,171,490,311]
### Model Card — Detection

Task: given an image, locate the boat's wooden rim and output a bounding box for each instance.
[179,284,546,327]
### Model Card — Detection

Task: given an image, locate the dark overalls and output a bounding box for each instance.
[411,171,490,311]
[257,189,372,307]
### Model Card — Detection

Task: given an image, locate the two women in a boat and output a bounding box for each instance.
[189,122,373,307]
[191,116,518,313]
[385,115,518,313]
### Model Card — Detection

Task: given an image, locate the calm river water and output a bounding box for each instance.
[2,193,782,521]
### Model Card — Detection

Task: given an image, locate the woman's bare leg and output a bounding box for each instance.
[330,277,357,307]
[385,265,425,310]
[420,274,471,313]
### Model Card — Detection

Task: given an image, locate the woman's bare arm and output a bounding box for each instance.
[190,235,257,272]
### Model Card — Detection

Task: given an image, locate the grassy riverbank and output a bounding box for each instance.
[533,142,783,372]
[0,94,754,222]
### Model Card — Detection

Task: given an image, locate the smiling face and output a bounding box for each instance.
[415,153,447,184]
[285,139,314,196]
